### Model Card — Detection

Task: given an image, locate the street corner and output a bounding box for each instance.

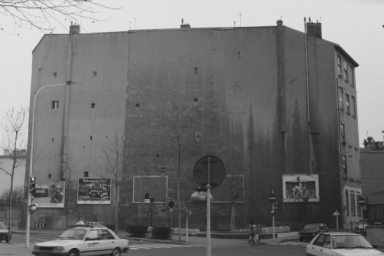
[0,243,34,256]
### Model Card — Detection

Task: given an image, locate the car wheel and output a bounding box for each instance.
[111,248,121,256]
[67,250,79,256]
[299,237,303,242]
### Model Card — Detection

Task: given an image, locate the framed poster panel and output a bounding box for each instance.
[32,181,65,208]
[282,174,320,202]
[77,178,111,204]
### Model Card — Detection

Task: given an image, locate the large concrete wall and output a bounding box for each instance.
[25,23,360,230]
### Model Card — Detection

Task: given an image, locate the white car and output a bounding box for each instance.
[32,226,129,256]
[306,232,384,256]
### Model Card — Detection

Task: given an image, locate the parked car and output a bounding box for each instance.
[0,221,11,243]
[298,223,329,241]
[306,232,384,256]
[32,225,129,256]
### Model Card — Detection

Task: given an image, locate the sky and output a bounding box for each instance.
[1,0,384,147]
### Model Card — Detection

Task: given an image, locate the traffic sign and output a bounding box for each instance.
[357,197,366,206]
[35,222,45,228]
[193,155,226,189]
[168,200,175,209]
[268,194,277,203]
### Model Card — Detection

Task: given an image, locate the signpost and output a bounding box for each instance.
[268,191,277,241]
[193,156,226,256]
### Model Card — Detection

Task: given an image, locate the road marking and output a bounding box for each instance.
[276,241,307,246]
[129,243,202,250]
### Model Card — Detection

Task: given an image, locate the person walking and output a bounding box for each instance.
[248,221,255,243]
[255,225,261,243]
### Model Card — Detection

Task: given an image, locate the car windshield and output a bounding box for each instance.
[0,223,6,229]
[332,235,373,249]
[58,229,86,240]
[304,224,319,230]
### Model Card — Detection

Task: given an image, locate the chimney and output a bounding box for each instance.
[69,22,80,35]
[306,21,322,39]
[180,18,191,29]
[276,19,283,27]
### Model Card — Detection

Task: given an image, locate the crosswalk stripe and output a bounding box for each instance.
[129,243,202,250]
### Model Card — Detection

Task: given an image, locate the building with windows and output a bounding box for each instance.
[25,20,361,230]
[360,140,384,225]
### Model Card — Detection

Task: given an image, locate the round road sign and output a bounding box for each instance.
[357,197,366,206]
[193,155,226,189]
[268,194,277,203]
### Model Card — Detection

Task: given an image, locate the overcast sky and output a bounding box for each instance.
[1,0,383,146]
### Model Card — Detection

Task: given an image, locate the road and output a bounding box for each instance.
[1,232,307,256]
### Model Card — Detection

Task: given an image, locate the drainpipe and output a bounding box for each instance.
[304,18,310,125]
[61,25,74,180]
[335,78,344,229]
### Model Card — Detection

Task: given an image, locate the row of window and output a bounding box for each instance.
[337,55,354,86]
[52,101,96,109]
[338,89,356,116]
[345,190,362,217]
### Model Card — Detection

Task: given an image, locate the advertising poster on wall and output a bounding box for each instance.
[282,174,320,203]
[32,181,65,208]
[77,178,111,204]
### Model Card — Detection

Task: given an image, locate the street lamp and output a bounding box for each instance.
[26,81,74,248]
[333,210,340,229]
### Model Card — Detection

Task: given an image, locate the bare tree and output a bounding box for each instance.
[0,0,119,32]
[94,131,124,233]
[0,107,28,233]
[156,104,200,242]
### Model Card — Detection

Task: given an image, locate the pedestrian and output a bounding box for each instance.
[255,225,261,243]
[249,221,255,243]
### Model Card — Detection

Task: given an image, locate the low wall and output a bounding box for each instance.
[366,225,384,248]
[235,226,290,234]
[172,228,200,236]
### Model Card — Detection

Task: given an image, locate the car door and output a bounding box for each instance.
[307,234,326,256]
[83,230,103,256]
[98,229,116,255]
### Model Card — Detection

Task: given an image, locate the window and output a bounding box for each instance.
[351,96,356,117]
[356,192,362,217]
[343,61,348,82]
[86,230,99,240]
[342,155,347,177]
[84,172,89,177]
[346,94,350,114]
[48,174,51,179]
[52,101,59,109]
[100,229,114,240]
[345,190,350,216]
[351,191,356,216]
[340,123,346,144]
[338,88,344,110]
[350,66,354,87]
[337,56,342,77]
[91,103,95,108]
[313,234,326,246]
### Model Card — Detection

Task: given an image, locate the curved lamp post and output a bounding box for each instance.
[26,81,74,247]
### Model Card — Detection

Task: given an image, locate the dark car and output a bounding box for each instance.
[0,221,11,243]
[298,223,329,242]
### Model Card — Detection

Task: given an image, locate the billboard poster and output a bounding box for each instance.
[282,174,320,203]
[77,178,111,204]
[32,181,65,208]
